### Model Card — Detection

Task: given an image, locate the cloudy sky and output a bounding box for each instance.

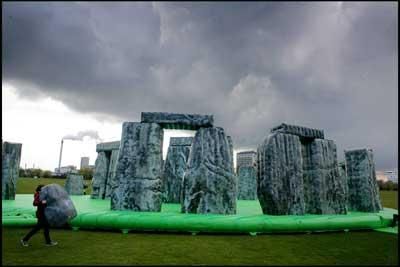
[2,2,398,171]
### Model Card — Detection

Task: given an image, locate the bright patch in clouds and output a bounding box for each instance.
[2,84,201,170]
[2,84,122,171]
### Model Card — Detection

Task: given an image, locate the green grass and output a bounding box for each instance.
[380,190,398,210]
[2,228,398,265]
[17,177,92,195]
[1,178,398,265]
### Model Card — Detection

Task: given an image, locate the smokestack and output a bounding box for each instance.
[58,139,64,175]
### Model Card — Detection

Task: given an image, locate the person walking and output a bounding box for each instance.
[20,185,58,246]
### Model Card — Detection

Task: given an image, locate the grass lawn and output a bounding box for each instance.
[380,190,398,210]
[2,228,398,265]
[1,178,398,265]
[17,177,92,195]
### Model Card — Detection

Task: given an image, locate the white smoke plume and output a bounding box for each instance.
[63,130,102,141]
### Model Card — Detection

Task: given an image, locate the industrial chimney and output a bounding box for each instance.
[58,139,64,175]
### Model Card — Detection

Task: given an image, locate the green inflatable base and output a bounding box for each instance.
[2,195,398,235]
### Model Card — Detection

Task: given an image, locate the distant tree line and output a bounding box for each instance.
[19,167,93,180]
[377,180,398,191]
[19,168,53,178]
[78,167,94,180]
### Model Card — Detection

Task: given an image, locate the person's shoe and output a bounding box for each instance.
[45,241,58,246]
[20,239,29,247]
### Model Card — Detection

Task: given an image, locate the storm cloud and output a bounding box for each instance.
[2,2,398,169]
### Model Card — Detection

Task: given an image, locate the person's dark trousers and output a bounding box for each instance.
[22,217,51,244]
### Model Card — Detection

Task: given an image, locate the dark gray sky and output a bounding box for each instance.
[2,2,398,169]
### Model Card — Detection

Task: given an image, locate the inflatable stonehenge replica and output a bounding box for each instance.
[108,112,237,214]
[89,113,382,215]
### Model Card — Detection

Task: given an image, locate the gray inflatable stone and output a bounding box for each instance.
[111,122,163,211]
[227,136,235,173]
[113,179,163,211]
[91,151,110,199]
[162,137,192,203]
[96,141,120,152]
[271,123,324,139]
[141,112,213,130]
[182,127,237,214]
[345,148,382,212]
[65,174,84,195]
[237,166,257,200]
[2,142,22,200]
[105,149,119,198]
[40,184,77,227]
[338,161,349,207]
[169,137,193,146]
[257,133,305,215]
[258,123,348,216]
[302,139,347,214]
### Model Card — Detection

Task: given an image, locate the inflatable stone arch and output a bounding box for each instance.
[107,112,236,214]
[256,123,382,215]
[91,141,120,199]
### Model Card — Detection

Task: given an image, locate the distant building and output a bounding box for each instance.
[384,170,398,183]
[80,157,90,169]
[236,150,257,173]
[376,170,398,183]
[54,165,77,175]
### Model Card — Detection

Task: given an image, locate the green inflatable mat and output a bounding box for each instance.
[2,195,398,235]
